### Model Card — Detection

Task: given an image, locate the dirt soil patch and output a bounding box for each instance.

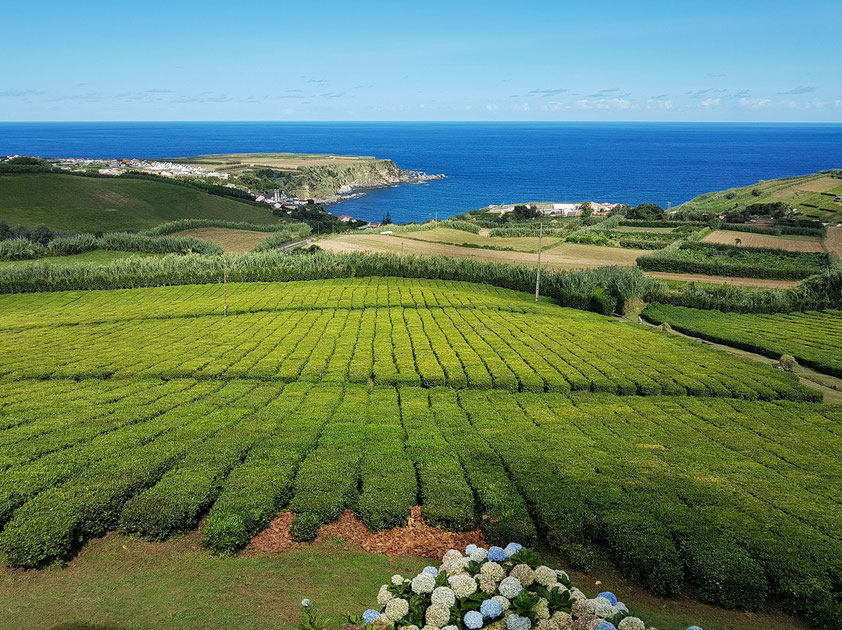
[702,230,825,252]
[170,227,272,252]
[250,507,486,558]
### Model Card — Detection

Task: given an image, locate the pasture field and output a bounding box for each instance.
[170,227,274,252]
[0,249,162,268]
[393,226,563,252]
[322,233,644,268]
[702,229,825,252]
[0,174,280,232]
[644,304,842,377]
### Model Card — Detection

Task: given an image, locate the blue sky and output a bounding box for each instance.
[1,0,840,122]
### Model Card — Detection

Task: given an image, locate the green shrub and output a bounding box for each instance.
[0,238,47,260]
[290,512,322,542]
[202,515,249,555]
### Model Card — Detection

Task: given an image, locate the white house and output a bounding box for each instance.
[337,215,354,223]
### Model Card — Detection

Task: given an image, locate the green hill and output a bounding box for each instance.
[675,169,842,222]
[0,174,282,232]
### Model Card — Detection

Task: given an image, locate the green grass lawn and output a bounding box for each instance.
[0,533,806,630]
[0,250,164,268]
[0,174,282,232]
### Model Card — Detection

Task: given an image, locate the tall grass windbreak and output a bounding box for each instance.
[142,219,302,237]
[0,232,222,261]
[0,250,662,315]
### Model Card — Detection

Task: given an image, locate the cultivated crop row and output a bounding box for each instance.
[0,380,840,624]
[0,303,816,401]
[644,304,842,377]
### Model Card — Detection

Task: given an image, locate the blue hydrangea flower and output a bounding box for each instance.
[301,599,311,607]
[597,591,618,606]
[616,603,629,613]
[480,598,503,619]
[362,609,380,624]
[595,623,617,630]
[503,542,523,558]
[487,546,506,562]
[422,566,439,576]
[466,544,479,556]
[506,613,532,630]
[686,627,704,630]
[464,610,484,629]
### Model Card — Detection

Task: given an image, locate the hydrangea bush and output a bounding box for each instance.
[298,545,704,630]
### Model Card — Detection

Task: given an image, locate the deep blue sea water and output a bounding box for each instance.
[1,122,841,224]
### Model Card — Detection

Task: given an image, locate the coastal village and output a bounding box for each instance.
[485,201,620,217]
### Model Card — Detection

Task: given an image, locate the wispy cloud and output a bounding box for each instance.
[687,88,713,98]
[576,98,631,110]
[777,86,816,95]
[0,89,43,98]
[586,87,621,98]
[707,73,728,78]
[646,99,673,110]
[528,88,569,97]
[700,98,721,109]
[738,98,772,109]
[486,103,499,111]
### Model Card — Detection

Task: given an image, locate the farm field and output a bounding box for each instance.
[170,226,275,252]
[1,276,841,627]
[0,249,163,268]
[394,226,564,252]
[321,233,644,268]
[0,174,281,232]
[702,229,825,252]
[644,304,842,377]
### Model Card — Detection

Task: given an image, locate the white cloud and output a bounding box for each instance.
[646,99,673,110]
[575,98,632,110]
[738,98,772,109]
[541,101,569,111]
[700,98,720,109]
[512,102,529,112]
[835,100,842,108]
[464,105,472,111]
[485,103,499,111]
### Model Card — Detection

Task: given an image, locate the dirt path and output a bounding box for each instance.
[826,226,842,259]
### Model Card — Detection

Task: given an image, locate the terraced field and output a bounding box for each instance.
[1,277,840,625]
[644,304,842,376]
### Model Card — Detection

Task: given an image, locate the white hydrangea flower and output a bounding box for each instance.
[412,573,436,594]
[442,625,459,630]
[431,586,456,608]
[617,617,646,630]
[426,605,452,628]
[469,547,488,562]
[505,613,532,630]
[479,561,505,582]
[385,598,410,622]
[594,596,614,618]
[570,588,587,602]
[534,598,550,620]
[498,576,522,599]
[421,626,438,630]
[448,574,477,598]
[550,612,572,625]
[443,549,462,564]
[554,570,569,583]
[532,566,557,588]
[478,574,497,594]
[375,614,391,627]
[378,584,394,606]
[401,625,420,630]
[492,595,510,612]
[392,574,405,585]
[509,564,535,587]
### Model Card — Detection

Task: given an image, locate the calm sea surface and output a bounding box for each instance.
[1,122,841,223]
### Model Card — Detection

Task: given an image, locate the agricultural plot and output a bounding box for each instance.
[393,227,564,252]
[0,379,841,620]
[644,304,842,377]
[0,281,815,401]
[2,276,841,626]
[702,229,825,253]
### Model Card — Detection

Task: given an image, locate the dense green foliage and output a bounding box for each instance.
[143,219,303,237]
[719,223,826,237]
[643,305,842,376]
[638,241,832,280]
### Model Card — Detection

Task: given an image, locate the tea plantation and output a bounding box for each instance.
[0,277,840,627]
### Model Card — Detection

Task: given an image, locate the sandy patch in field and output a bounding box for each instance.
[170,227,272,252]
[826,226,842,258]
[398,227,563,252]
[702,230,825,253]
[321,234,642,269]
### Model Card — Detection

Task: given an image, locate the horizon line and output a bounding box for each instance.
[3,120,842,125]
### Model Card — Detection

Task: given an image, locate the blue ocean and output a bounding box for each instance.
[1,122,841,224]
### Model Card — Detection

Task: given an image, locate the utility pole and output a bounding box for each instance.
[223,258,228,317]
[534,222,543,302]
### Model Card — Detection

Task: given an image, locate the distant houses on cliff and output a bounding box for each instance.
[486,201,620,217]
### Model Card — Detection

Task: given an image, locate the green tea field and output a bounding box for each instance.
[0,276,841,628]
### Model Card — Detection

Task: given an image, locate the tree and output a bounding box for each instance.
[627,203,665,221]
[513,204,539,220]
[579,202,593,219]
[382,212,393,225]
[751,188,762,197]
[609,204,630,217]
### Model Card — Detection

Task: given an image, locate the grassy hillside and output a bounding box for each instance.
[0,174,282,232]
[675,170,842,222]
